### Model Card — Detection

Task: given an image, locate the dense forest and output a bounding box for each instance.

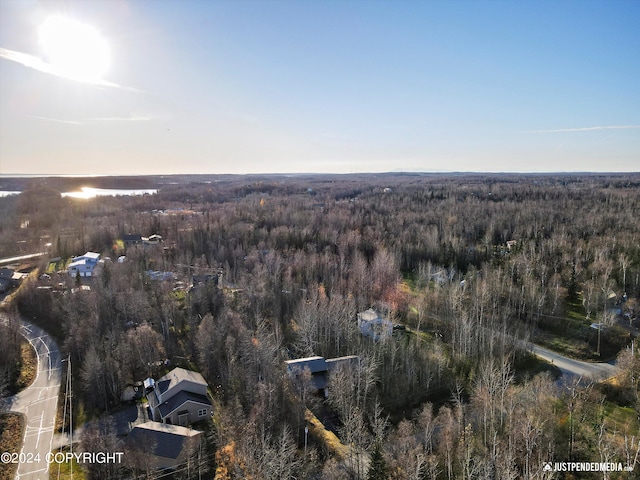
[1,173,640,479]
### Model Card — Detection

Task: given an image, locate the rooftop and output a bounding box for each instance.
[128,422,201,460]
[157,390,211,418]
[285,356,328,374]
[155,367,208,396]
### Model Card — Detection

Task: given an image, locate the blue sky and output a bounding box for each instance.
[0,0,638,175]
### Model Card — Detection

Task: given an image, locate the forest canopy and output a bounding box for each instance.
[2,172,639,479]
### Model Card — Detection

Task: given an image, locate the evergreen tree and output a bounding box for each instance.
[367,441,388,480]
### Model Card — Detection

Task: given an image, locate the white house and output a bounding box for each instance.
[67,252,101,277]
[357,309,393,341]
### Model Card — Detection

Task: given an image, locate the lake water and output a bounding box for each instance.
[61,187,158,199]
[0,187,158,199]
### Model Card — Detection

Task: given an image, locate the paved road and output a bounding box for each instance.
[531,344,618,381]
[0,253,46,267]
[2,316,62,480]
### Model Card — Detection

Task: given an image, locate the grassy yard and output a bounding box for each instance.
[566,297,589,323]
[48,446,87,480]
[536,323,630,362]
[0,413,25,480]
[1,337,37,396]
[535,330,596,360]
[534,296,630,361]
[603,402,640,436]
[46,258,71,274]
[16,340,37,390]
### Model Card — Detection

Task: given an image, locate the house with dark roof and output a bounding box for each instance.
[147,367,212,426]
[285,356,329,396]
[285,355,360,398]
[127,421,202,471]
[122,234,143,246]
[122,234,162,247]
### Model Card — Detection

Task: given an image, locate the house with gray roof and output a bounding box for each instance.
[357,308,393,340]
[285,355,360,398]
[285,356,329,395]
[127,421,202,471]
[147,367,212,426]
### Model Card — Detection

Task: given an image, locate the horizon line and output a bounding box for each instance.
[2,170,640,179]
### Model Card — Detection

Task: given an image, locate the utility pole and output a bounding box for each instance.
[69,355,72,479]
[60,355,73,479]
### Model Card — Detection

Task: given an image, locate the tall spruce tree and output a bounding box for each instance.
[367,441,388,480]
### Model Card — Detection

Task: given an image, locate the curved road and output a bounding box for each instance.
[2,315,62,480]
[531,344,618,382]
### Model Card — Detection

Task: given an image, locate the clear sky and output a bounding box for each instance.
[0,0,638,175]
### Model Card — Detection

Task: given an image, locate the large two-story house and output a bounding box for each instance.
[147,367,212,426]
[67,252,102,277]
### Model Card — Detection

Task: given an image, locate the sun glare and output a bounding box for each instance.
[39,16,110,82]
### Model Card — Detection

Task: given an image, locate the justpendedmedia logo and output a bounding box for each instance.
[543,462,634,473]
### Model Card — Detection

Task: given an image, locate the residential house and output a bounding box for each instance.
[146,270,175,281]
[285,356,330,397]
[143,234,162,246]
[11,271,27,287]
[357,309,393,340]
[147,367,212,426]
[192,273,220,287]
[122,234,162,247]
[326,355,360,372]
[127,422,202,471]
[285,355,360,398]
[122,234,143,246]
[67,252,102,277]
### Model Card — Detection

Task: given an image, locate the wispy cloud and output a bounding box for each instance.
[89,115,153,122]
[529,125,640,133]
[0,47,139,92]
[28,114,153,125]
[29,115,83,125]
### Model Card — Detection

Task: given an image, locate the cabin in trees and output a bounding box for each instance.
[147,367,212,426]
[122,234,143,246]
[357,309,393,341]
[285,355,360,398]
[127,421,202,471]
[121,234,163,247]
[145,270,175,281]
[144,234,162,245]
[67,252,102,277]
